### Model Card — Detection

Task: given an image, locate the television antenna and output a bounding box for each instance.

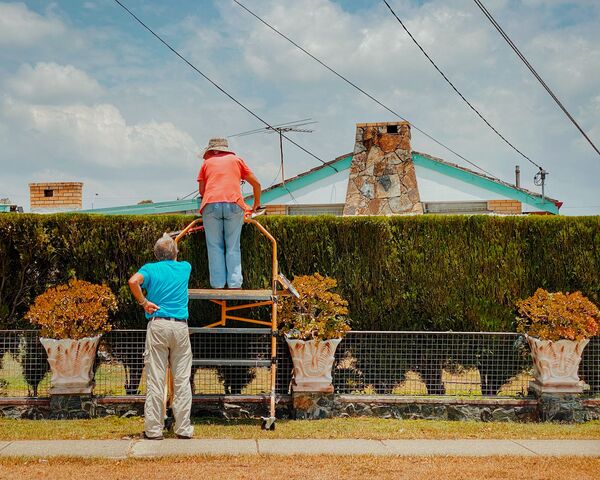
[229,118,317,185]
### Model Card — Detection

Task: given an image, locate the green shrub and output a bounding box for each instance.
[0,213,598,332]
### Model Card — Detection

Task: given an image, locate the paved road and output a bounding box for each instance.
[0,439,598,459]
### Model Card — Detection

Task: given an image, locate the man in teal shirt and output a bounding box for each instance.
[128,233,193,440]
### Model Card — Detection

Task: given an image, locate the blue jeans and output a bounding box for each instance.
[202,202,244,288]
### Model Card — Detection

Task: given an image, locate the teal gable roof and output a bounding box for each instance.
[246,151,559,214]
[78,197,200,215]
[412,152,559,214]
[245,153,352,204]
[73,151,559,215]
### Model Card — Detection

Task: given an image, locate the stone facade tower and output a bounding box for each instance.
[343,122,423,215]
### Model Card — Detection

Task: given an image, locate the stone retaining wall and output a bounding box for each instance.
[2,395,599,423]
[292,394,539,422]
[0,396,290,420]
[291,394,600,423]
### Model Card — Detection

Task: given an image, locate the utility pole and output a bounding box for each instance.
[534,168,548,202]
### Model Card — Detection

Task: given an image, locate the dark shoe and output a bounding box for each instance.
[141,432,164,440]
[176,434,193,439]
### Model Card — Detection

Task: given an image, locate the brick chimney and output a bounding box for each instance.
[29,182,83,213]
[343,122,423,215]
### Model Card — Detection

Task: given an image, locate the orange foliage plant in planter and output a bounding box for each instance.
[25,280,117,394]
[516,288,599,394]
[278,273,350,393]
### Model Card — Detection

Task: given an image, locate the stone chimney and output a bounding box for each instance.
[343,122,423,215]
[29,182,83,213]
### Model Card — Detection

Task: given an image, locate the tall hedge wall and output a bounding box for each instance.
[0,214,598,331]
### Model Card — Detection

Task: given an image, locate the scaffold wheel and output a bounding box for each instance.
[261,416,276,430]
[164,407,175,432]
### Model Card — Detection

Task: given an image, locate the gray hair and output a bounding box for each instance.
[154,233,178,261]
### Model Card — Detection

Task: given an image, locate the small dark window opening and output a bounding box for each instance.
[386,125,398,134]
[44,189,54,197]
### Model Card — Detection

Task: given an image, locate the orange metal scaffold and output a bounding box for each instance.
[172,215,294,430]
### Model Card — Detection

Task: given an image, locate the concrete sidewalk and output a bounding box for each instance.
[0,439,598,459]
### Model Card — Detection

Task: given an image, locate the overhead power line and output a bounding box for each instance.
[382,0,542,170]
[233,0,499,180]
[473,0,600,157]
[112,0,337,173]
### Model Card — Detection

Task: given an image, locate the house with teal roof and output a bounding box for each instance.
[247,122,560,216]
[77,121,560,216]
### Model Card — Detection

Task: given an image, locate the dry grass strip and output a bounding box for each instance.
[0,455,599,480]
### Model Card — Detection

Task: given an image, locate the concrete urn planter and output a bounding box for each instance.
[40,336,101,395]
[526,335,589,394]
[286,338,341,393]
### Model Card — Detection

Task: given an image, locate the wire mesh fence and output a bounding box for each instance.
[188,328,273,395]
[1,330,599,399]
[334,332,531,396]
[97,330,146,396]
[0,330,50,397]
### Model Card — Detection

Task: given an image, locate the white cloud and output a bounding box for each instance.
[228,0,491,90]
[0,2,65,47]
[228,1,599,189]
[2,97,199,168]
[0,0,599,214]
[7,62,104,104]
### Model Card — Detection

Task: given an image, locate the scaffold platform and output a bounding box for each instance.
[188,289,274,301]
[169,216,297,430]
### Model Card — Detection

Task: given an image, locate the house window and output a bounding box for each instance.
[423,201,488,214]
[44,189,54,198]
[386,125,398,134]
[286,204,345,216]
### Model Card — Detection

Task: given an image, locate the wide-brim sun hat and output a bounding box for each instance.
[202,137,235,158]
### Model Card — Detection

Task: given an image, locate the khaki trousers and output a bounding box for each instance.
[144,319,194,438]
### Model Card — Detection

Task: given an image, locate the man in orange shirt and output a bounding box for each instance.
[197,138,261,289]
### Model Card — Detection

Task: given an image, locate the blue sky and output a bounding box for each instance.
[0,0,599,214]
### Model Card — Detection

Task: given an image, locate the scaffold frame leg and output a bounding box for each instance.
[172,215,287,430]
[266,297,278,429]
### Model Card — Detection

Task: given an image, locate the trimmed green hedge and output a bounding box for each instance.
[0,214,598,331]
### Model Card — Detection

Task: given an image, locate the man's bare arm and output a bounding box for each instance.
[245,173,261,211]
[198,179,206,197]
[128,273,159,315]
